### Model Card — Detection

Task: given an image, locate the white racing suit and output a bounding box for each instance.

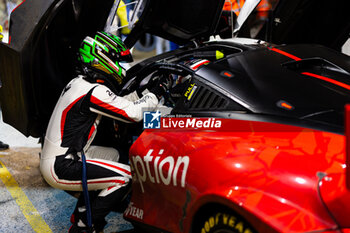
[40,75,159,228]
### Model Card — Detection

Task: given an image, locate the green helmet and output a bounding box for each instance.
[79,31,133,85]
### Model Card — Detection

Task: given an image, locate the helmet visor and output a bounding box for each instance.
[95,35,133,63]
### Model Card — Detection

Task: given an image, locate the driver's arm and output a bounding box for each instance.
[89,84,159,123]
[88,74,172,122]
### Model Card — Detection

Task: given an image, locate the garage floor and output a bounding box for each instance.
[0,117,134,233]
[0,147,134,233]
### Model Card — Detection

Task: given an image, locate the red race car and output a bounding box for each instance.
[126,117,350,232]
[1,0,350,232]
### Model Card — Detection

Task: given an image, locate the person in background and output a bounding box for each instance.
[40,31,172,232]
[0,24,9,151]
[117,0,131,36]
[223,0,271,21]
[0,24,3,41]
[223,0,272,37]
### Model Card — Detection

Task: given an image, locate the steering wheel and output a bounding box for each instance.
[120,62,194,106]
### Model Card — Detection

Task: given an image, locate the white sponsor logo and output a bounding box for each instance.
[134,95,151,105]
[125,202,144,220]
[131,149,190,193]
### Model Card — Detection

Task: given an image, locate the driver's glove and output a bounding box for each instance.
[150,74,173,99]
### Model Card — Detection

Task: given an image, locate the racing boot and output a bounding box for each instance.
[69,192,106,233]
[69,206,91,233]
[69,209,106,233]
[68,223,95,233]
[69,219,106,233]
[70,193,86,225]
[69,205,106,233]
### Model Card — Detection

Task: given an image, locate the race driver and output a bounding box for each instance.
[40,31,171,232]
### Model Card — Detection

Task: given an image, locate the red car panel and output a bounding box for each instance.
[125,119,346,232]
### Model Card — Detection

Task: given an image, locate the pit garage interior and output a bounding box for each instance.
[1,0,350,232]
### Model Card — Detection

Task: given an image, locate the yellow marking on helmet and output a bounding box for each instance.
[92,63,112,74]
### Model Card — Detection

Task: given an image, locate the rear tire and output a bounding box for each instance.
[196,209,256,233]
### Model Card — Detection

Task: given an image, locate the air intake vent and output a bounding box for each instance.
[282,58,350,75]
[189,86,228,110]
